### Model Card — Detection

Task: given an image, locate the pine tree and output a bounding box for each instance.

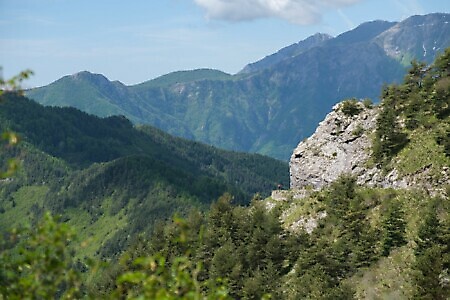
[381,200,407,256]
[372,89,409,166]
[413,201,450,299]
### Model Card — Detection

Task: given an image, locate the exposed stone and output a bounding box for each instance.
[271,189,311,202]
[288,210,328,234]
[290,102,379,190]
[289,101,448,196]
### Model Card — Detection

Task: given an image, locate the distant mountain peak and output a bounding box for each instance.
[330,19,397,45]
[374,13,450,64]
[69,70,111,83]
[132,68,231,89]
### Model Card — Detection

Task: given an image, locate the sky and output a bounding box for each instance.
[0,0,449,88]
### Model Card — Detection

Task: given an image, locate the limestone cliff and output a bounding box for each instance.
[289,101,448,195]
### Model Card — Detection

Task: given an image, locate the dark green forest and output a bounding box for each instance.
[0,93,288,262]
[1,48,449,299]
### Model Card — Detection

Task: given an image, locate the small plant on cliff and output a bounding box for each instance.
[340,99,362,116]
[352,124,364,137]
[362,98,373,109]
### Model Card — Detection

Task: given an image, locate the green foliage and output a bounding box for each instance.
[0,135,20,179]
[129,194,296,299]
[340,98,362,116]
[115,255,229,299]
[0,69,34,97]
[372,89,409,166]
[1,182,448,299]
[362,98,373,108]
[0,93,288,257]
[0,94,287,198]
[351,124,364,136]
[381,199,407,256]
[373,48,450,170]
[0,212,81,299]
[1,212,230,299]
[412,199,450,299]
[114,216,230,300]
[0,69,33,179]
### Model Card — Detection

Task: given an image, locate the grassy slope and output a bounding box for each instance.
[131,69,233,90]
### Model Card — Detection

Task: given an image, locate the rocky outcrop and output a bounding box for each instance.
[290,101,449,195]
[290,101,381,189]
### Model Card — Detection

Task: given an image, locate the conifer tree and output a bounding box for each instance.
[381,200,407,256]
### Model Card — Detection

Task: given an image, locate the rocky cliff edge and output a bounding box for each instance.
[289,101,448,196]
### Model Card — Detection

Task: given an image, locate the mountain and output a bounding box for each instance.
[0,94,288,258]
[374,13,450,65]
[27,13,450,160]
[90,49,448,297]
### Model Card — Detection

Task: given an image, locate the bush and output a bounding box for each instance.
[362,98,373,108]
[0,212,82,299]
[340,99,362,116]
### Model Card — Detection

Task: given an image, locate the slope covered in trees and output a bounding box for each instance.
[0,94,288,259]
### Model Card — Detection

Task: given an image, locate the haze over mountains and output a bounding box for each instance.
[27,13,450,160]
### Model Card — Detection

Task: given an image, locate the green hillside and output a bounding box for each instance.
[132,68,232,90]
[0,94,288,259]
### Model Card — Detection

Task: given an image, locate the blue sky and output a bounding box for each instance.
[1,0,449,87]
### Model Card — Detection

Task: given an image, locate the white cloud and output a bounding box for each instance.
[193,0,362,25]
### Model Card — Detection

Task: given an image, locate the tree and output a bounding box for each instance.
[372,87,409,166]
[114,216,230,300]
[0,68,33,178]
[413,200,450,299]
[0,213,82,299]
[340,98,362,116]
[381,200,407,256]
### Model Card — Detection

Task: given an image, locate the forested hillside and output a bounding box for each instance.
[0,94,288,260]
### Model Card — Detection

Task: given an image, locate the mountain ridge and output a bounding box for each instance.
[239,32,333,74]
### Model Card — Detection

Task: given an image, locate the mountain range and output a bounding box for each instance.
[27,13,450,160]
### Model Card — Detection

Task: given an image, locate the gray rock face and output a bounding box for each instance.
[289,101,448,195]
[290,101,379,189]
